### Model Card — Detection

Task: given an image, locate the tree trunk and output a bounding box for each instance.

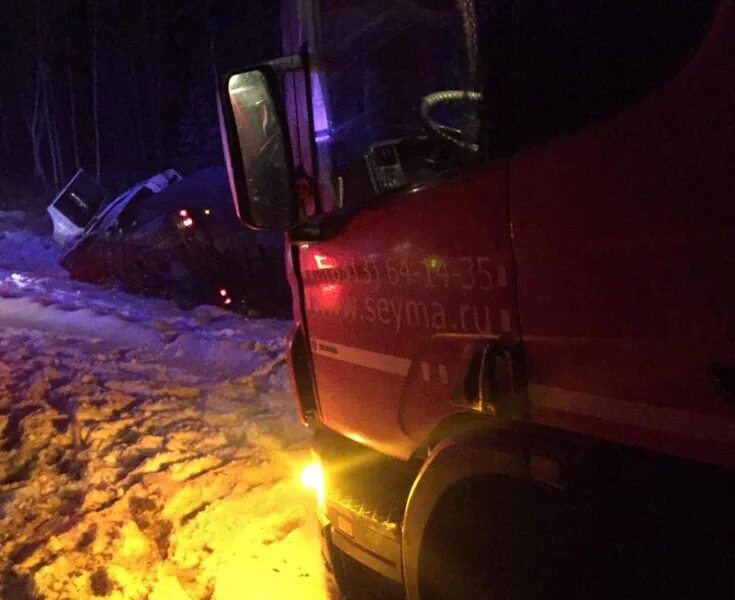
[141,0,156,165]
[43,67,60,188]
[205,0,218,89]
[92,0,101,183]
[51,70,65,183]
[28,0,47,188]
[27,72,47,188]
[0,109,10,172]
[129,57,147,164]
[66,36,80,170]
[153,0,162,164]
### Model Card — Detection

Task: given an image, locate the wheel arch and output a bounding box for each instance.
[402,428,533,600]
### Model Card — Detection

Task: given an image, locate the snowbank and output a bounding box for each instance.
[0,210,64,277]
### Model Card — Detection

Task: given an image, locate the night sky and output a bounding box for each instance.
[0,0,280,200]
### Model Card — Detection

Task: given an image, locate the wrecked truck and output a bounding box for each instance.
[48,166,292,318]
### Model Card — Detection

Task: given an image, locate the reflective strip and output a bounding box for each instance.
[311,338,411,376]
[530,384,735,442]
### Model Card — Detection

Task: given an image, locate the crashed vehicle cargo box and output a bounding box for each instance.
[47,169,107,246]
[59,167,292,318]
[48,168,182,247]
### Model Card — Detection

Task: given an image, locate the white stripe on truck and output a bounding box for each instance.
[530,384,735,442]
[309,339,733,444]
[311,338,411,376]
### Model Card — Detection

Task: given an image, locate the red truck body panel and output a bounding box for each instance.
[300,167,517,458]
[282,1,735,469]
[513,5,735,468]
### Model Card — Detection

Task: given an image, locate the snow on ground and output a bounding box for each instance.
[0,211,288,377]
[0,210,62,278]
[0,211,334,599]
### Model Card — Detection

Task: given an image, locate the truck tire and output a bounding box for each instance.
[417,476,606,600]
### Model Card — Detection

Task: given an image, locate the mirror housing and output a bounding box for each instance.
[220,65,298,230]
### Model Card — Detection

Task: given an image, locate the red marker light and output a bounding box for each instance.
[224,297,232,305]
[179,209,188,217]
[219,288,228,297]
[314,255,332,270]
[182,217,194,228]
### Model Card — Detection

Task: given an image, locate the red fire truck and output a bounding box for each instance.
[220,1,734,598]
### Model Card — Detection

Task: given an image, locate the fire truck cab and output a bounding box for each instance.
[220,1,734,598]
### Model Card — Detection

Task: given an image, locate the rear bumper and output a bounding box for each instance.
[313,429,419,586]
[323,501,403,583]
[318,512,338,574]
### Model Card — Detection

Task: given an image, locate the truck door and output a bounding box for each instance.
[509,1,734,468]
[298,0,519,459]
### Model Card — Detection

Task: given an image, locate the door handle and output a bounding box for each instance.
[478,341,527,419]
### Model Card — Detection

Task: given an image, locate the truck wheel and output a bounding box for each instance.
[417,476,606,600]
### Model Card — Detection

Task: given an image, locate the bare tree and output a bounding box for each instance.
[0,105,10,170]
[141,0,159,165]
[26,0,47,189]
[66,36,80,170]
[43,67,60,187]
[129,56,147,163]
[26,72,45,187]
[51,70,66,185]
[153,0,163,164]
[19,0,69,191]
[205,0,219,88]
[91,0,101,183]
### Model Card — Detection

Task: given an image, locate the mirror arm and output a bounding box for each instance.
[268,54,303,74]
[289,221,323,243]
[289,205,360,243]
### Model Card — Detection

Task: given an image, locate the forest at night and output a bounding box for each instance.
[0,0,279,205]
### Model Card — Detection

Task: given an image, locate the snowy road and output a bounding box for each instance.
[0,211,333,599]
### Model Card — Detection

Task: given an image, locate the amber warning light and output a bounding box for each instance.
[300,461,326,509]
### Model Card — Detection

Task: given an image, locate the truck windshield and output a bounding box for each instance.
[316,0,475,203]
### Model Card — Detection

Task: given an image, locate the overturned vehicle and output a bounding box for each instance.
[48,167,292,318]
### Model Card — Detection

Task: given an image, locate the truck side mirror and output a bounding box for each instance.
[221,67,298,230]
